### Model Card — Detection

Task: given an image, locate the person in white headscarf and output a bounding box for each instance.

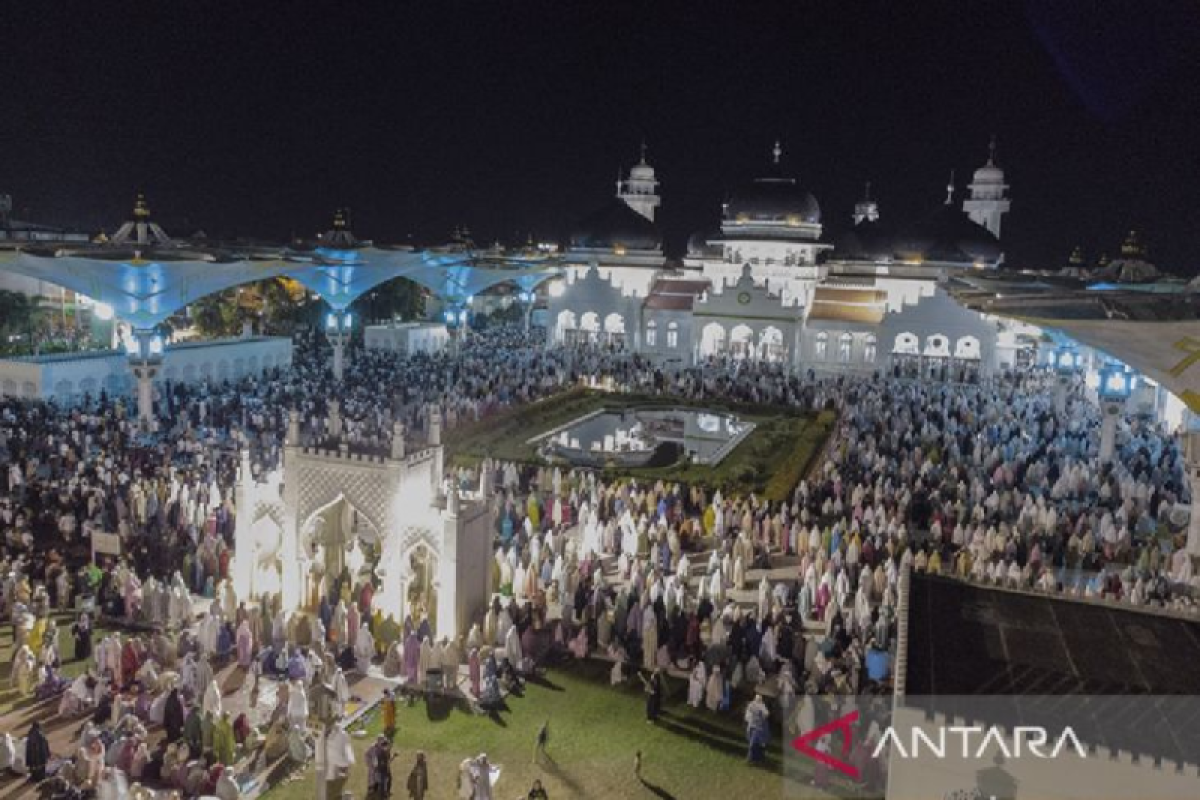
[418,637,435,686]
[286,680,308,729]
[687,661,707,708]
[202,678,223,717]
[503,624,522,671]
[353,622,374,673]
[331,668,351,718]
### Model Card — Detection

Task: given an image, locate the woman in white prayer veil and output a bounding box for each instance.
[418,637,435,683]
[354,622,374,672]
[504,624,523,669]
[709,568,724,605]
[203,678,223,716]
[332,668,350,716]
[687,661,707,708]
[757,578,770,621]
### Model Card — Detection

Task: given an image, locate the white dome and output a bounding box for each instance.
[972,162,1004,184]
[629,162,655,180]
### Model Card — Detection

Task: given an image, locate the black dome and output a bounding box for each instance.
[686,227,722,257]
[570,199,661,251]
[833,219,897,261]
[895,204,1002,264]
[725,176,821,225]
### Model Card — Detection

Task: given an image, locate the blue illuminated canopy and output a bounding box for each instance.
[0,245,561,328]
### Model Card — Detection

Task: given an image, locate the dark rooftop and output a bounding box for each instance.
[907,574,1200,696]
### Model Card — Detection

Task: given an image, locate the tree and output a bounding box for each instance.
[0,290,50,355]
[187,276,318,338]
[356,277,426,323]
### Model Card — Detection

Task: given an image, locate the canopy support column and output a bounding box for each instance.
[1054,373,1070,415]
[324,310,353,381]
[125,328,163,433]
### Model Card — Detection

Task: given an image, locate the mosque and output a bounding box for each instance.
[548,139,1020,380]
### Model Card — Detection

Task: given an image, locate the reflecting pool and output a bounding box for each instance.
[534,406,753,468]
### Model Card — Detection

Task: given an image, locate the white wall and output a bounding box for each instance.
[0,336,293,402]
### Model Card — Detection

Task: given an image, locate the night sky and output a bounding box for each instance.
[3,1,1198,273]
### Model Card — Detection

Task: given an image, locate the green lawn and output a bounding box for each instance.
[445,388,836,501]
[262,660,830,800]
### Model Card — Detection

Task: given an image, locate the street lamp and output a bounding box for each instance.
[1053,345,1078,373]
[1097,362,1133,464]
[1052,344,1079,415]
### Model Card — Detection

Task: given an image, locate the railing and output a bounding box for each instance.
[915,561,1200,622]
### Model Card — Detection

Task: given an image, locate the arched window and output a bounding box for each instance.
[646,320,657,347]
[864,334,877,363]
[815,331,828,360]
[839,333,853,362]
[667,321,679,349]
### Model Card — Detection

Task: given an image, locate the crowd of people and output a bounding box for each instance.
[0,323,1194,798]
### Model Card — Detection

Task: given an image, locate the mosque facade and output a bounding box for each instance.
[547,140,1019,379]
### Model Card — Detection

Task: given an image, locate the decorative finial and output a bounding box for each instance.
[333,208,346,229]
[616,166,623,195]
[944,170,956,205]
[772,140,782,165]
[864,181,872,201]
[987,135,997,166]
[639,140,648,164]
[1121,229,1144,258]
[134,193,150,220]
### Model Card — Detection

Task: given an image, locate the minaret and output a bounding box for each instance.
[617,141,661,222]
[963,136,1011,238]
[852,181,879,225]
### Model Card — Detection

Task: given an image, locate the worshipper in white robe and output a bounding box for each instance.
[418,637,435,685]
[96,766,129,800]
[609,657,628,690]
[471,753,495,800]
[709,568,724,604]
[354,623,374,673]
[757,578,771,620]
[504,625,523,671]
[198,609,221,657]
[641,605,658,671]
[705,665,724,712]
[687,662,707,708]
[441,637,461,691]
[332,668,351,717]
[324,719,356,789]
[203,678,223,717]
[287,680,308,728]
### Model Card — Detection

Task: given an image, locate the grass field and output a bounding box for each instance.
[445,388,835,501]
[262,660,830,800]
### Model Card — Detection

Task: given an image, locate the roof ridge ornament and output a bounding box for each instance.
[945,170,956,205]
[772,140,782,165]
[111,192,172,247]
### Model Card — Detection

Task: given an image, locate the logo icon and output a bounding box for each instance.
[792,710,860,779]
